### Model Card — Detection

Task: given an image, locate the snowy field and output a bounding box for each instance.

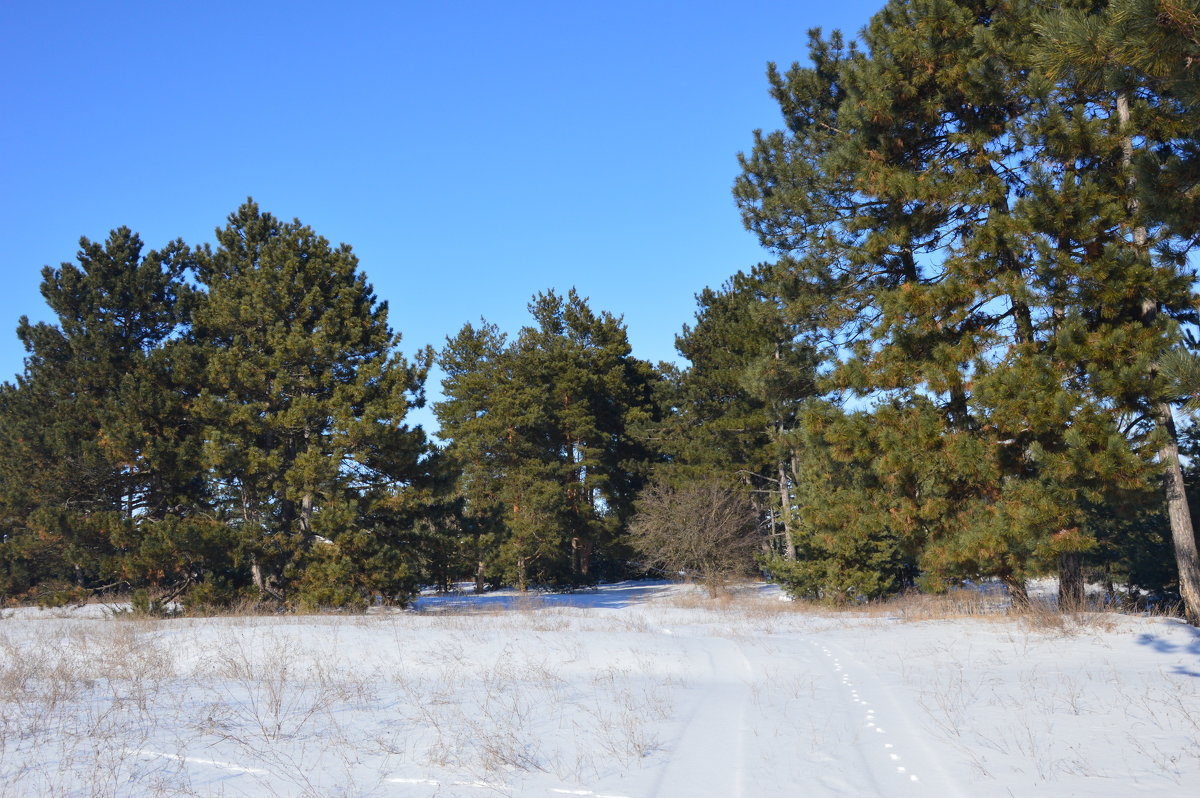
[1,581,1198,797]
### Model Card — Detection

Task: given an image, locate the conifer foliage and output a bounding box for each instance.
[192,202,431,607]
[667,264,819,561]
[0,228,208,604]
[0,202,434,609]
[435,290,661,589]
[722,0,1200,612]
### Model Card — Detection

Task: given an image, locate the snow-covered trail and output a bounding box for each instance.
[645,622,966,798]
[646,636,752,797]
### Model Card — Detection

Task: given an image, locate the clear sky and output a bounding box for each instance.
[0,0,883,431]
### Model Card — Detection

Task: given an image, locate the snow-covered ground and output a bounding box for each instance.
[1,581,1198,797]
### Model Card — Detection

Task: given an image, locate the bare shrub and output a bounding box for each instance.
[628,478,760,596]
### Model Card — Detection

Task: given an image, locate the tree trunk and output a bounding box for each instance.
[1058,550,1084,613]
[1137,262,1200,625]
[1118,92,1200,626]
[300,492,313,538]
[251,555,264,594]
[516,557,528,592]
[764,502,777,556]
[299,424,314,542]
[745,473,773,554]
[579,538,593,577]
[1103,567,1118,609]
[475,560,486,594]
[778,460,796,561]
[1156,402,1200,625]
[1003,573,1029,612]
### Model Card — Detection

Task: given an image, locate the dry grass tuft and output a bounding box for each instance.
[876,588,1011,621]
[1012,599,1121,635]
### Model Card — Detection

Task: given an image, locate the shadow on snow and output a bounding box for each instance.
[410,579,677,613]
[1135,620,1200,677]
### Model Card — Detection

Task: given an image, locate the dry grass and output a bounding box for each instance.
[0,617,395,797]
[893,626,1200,787]
[665,583,1012,623]
[0,603,684,797]
[714,583,1140,631]
[1009,599,1121,635]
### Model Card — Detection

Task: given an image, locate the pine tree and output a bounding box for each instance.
[0,228,212,603]
[434,320,511,589]
[1035,0,1200,623]
[192,200,430,607]
[435,290,661,588]
[671,270,778,486]
[737,1,1049,595]
[669,263,818,559]
[734,0,1192,607]
[766,400,913,603]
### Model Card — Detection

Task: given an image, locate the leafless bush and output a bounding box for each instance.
[629,478,761,597]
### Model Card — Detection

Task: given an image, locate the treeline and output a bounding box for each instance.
[3,0,1200,621]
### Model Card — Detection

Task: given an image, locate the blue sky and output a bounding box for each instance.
[0,0,883,430]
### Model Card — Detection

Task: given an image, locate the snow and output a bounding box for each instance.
[1,581,1198,796]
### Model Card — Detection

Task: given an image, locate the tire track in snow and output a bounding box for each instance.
[124,749,267,775]
[646,636,752,798]
[385,779,635,797]
[644,628,924,797]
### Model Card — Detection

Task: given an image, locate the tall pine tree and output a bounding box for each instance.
[192,201,430,607]
[734,0,1195,608]
[0,228,213,603]
[1034,0,1200,622]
